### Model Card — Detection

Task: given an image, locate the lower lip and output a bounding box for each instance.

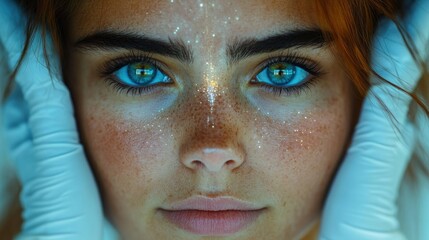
[160,209,264,236]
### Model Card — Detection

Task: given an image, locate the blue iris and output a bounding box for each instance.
[256,62,310,87]
[114,62,169,87]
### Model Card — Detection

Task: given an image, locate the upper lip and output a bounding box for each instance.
[163,196,264,211]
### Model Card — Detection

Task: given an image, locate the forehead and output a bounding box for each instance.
[70,0,318,42]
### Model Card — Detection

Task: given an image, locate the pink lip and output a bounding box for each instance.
[160,196,265,236]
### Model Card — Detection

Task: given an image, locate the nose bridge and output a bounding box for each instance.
[178,85,245,172]
[184,86,238,147]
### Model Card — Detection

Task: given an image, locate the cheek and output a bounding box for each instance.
[250,93,353,231]
[257,115,344,186]
[78,106,177,210]
[278,97,347,163]
[275,104,347,188]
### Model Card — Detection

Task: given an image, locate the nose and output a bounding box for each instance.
[177,78,245,173]
[182,147,244,172]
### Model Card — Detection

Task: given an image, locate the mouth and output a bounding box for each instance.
[159,196,266,236]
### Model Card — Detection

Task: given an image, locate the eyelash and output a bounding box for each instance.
[251,54,324,97]
[99,52,169,95]
[99,52,324,97]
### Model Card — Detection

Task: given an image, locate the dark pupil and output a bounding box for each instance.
[267,62,296,85]
[128,62,157,84]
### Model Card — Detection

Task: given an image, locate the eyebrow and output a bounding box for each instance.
[74,28,330,64]
[75,30,194,62]
[227,28,331,64]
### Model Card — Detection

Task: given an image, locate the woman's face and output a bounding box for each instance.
[65,0,357,239]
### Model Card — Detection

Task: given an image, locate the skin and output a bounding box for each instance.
[65,0,359,239]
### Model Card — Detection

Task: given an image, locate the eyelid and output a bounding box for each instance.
[251,52,324,80]
[98,51,175,82]
[98,50,325,97]
[104,77,172,96]
[245,52,325,97]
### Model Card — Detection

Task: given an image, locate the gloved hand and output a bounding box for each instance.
[0,0,116,239]
[319,0,429,239]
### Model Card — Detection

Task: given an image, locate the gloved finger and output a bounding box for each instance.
[402,0,429,60]
[319,89,415,240]
[320,3,426,236]
[371,0,429,92]
[2,83,35,183]
[320,48,418,240]
[1,0,104,238]
[13,94,103,240]
[13,54,104,239]
[0,0,27,66]
[1,0,72,147]
[14,33,79,158]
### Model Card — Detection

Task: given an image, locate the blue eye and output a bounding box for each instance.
[113,62,171,87]
[255,62,311,88]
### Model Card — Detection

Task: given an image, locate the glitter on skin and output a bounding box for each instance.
[167,0,226,130]
[204,62,220,128]
[67,1,358,238]
[197,1,225,129]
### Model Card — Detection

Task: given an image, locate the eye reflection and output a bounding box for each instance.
[114,62,170,87]
[103,54,320,97]
[256,62,310,88]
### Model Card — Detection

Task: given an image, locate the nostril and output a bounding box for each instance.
[225,159,235,166]
[191,161,204,169]
[181,147,245,172]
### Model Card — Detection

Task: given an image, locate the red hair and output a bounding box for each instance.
[315,0,428,114]
[2,0,428,238]
[315,0,399,94]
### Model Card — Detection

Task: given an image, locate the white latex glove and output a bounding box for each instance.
[0,0,118,239]
[319,0,429,239]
